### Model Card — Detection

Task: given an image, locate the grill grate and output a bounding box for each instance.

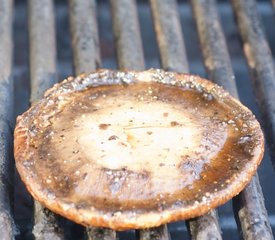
[69,0,100,75]
[0,0,14,239]
[2,0,275,239]
[232,0,275,169]
[110,0,145,70]
[191,0,273,239]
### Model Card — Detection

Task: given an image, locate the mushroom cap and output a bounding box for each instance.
[14,69,264,230]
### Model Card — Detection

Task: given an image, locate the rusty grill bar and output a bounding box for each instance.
[28,0,64,239]
[150,1,222,239]
[232,0,275,170]
[190,0,273,239]
[150,0,188,73]
[69,0,116,239]
[110,1,169,239]
[0,0,13,239]
[110,0,145,70]
[69,0,100,75]
[5,0,275,239]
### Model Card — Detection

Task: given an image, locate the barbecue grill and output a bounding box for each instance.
[1,0,275,239]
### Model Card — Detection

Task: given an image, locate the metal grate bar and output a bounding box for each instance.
[28,0,64,238]
[231,0,275,238]
[110,1,169,239]
[233,174,273,239]
[189,0,236,238]
[149,0,221,239]
[191,0,238,98]
[110,0,145,70]
[191,0,273,239]
[137,225,170,240]
[68,0,116,239]
[149,0,188,73]
[0,0,14,239]
[231,0,275,168]
[86,227,116,240]
[187,210,221,240]
[68,0,100,75]
[29,0,58,103]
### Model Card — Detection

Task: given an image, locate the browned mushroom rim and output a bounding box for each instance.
[14,69,264,230]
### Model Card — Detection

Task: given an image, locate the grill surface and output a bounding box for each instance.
[4,0,275,239]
